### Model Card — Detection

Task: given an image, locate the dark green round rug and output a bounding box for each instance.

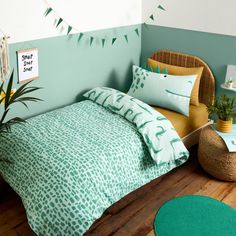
[154,195,236,236]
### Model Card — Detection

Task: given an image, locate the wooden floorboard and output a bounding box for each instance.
[0,146,236,236]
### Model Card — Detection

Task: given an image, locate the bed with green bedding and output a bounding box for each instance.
[0,88,189,235]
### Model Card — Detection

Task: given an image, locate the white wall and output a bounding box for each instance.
[143,0,236,37]
[4,0,236,44]
[0,0,142,44]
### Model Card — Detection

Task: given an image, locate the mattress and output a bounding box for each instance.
[153,103,208,138]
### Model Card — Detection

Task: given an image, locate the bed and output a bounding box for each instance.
[0,50,215,236]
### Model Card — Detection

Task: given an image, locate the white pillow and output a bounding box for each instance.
[128,65,197,116]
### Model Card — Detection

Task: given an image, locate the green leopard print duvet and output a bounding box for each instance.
[0,99,188,236]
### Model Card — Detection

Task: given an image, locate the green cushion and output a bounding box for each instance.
[154,195,236,236]
[128,65,197,116]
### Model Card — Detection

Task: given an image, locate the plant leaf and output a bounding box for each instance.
[0,82,4,94]
[14,97,42,103]
[19,101,29,109]
[4,71,14,110]
[20,86,42,95]
[8,117,26,124]
[9,81,41,105]
[10,80,33,102]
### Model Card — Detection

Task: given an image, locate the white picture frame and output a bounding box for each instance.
[225,65,236,84]
[17,48,39,83]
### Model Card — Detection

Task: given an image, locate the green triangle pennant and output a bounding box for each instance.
[102,39,106,48]
[44,7,52,17]
[158,5,166,11]
[77,33,84,42]
[112,38,117,45]
[143,23,149,29]
[90,37,94,46]
[67,26,72,35]
[56,18,63,28]
[134,28,140,37]
[124,35,128,43]
[149,14,154,21]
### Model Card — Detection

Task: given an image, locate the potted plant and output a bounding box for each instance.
[207,94,236,132]
[0,71,41,134]
[0,71,41,162]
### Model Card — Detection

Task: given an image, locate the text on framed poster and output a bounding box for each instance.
[17,48,39,83]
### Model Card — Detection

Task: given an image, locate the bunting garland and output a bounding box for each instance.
[112,38,117,45]
[77,33,84,43]
[89,37,94,46]
[143,23,149,29]
[44,7,52,16]
[56,18,63,28]
[67,26,73,35]
[43,0,165,47]
[124,35,128,43]
[102,39,106,48]
[158,5,166,11]
[134,28,140,37]
[149,14,155,21]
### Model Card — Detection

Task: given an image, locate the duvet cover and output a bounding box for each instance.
[0,88,189,235]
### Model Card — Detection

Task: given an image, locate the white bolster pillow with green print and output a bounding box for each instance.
[127,65,197,116]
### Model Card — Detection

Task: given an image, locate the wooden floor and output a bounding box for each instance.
[1,146,236,236]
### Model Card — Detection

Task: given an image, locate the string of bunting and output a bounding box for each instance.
[43,1,165,47]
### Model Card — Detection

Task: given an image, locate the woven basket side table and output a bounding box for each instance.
[198,126,236,181]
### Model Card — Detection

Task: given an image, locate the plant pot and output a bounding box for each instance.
[216,119,233,133]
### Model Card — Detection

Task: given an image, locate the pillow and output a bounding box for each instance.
[147,58,204,106]
[127,65,197,116]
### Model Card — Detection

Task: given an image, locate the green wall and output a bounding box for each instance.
[141,24,236,97]
[7,25,141,119]
[9,23,236,121]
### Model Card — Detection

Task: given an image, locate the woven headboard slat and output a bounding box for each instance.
[150,50,215,105]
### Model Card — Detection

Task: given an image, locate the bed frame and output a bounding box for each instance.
[150,50,215,148]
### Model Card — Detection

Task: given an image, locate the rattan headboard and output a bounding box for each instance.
[150,50,215,105]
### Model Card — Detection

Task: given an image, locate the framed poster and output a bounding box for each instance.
[225,65,236,83]
[17,48,39,83]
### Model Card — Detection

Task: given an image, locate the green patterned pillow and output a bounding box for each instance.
[128,65,197,116]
